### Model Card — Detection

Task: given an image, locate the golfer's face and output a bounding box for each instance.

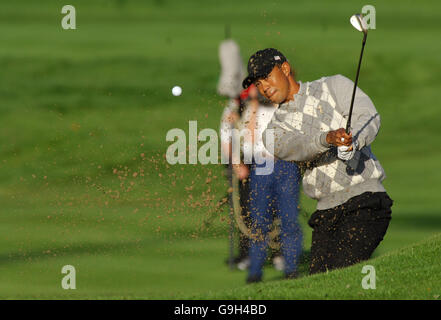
[255,65,289,104]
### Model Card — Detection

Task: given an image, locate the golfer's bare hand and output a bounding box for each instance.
[326,128,353,147]
[233,163,249,181]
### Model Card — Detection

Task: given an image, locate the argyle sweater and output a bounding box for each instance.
[263,74,386,210]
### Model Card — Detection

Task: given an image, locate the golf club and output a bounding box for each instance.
[346,14,369,134]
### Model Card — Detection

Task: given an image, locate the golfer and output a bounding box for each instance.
[243,48,393,274]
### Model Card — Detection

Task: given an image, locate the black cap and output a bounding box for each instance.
[242,48,287,89]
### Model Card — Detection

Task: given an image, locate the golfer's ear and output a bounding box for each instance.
[281,62,291,77]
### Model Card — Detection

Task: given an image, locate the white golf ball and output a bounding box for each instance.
[172,86,182,96]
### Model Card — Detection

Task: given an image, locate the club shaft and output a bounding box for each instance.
[346,32,367,133]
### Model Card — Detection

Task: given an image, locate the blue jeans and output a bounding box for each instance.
[248,159,302,278]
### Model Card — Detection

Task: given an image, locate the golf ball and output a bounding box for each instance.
[172,86,182,96]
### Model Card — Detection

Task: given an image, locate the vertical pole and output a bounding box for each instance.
[228,207,235,270]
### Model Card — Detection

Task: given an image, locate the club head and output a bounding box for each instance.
[350,14,368,34]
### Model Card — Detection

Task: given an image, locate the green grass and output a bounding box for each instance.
[0,0,440,299]
[192,233,441,299]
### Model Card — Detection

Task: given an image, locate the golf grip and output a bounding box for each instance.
[346,32,367,133]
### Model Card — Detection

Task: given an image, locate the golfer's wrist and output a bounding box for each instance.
[321,131,332,148]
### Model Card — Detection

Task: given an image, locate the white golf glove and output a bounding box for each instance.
[338,141,358,161]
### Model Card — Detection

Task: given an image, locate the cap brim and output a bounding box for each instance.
[242,76,254,89]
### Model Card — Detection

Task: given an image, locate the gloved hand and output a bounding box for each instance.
[337,140,358,161]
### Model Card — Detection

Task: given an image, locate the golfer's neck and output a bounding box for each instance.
[283,80,300,103]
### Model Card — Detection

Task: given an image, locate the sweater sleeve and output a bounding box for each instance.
[328,74,381,150]
[262,109,330,162]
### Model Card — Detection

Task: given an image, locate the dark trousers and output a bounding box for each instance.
[308,192,393,274]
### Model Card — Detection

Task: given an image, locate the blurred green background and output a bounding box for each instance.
[0,0,440,298]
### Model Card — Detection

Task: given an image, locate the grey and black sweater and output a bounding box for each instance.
[263,74,386,210]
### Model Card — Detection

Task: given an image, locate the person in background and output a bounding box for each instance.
[218,39,289,273]
[237,83,302,283]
